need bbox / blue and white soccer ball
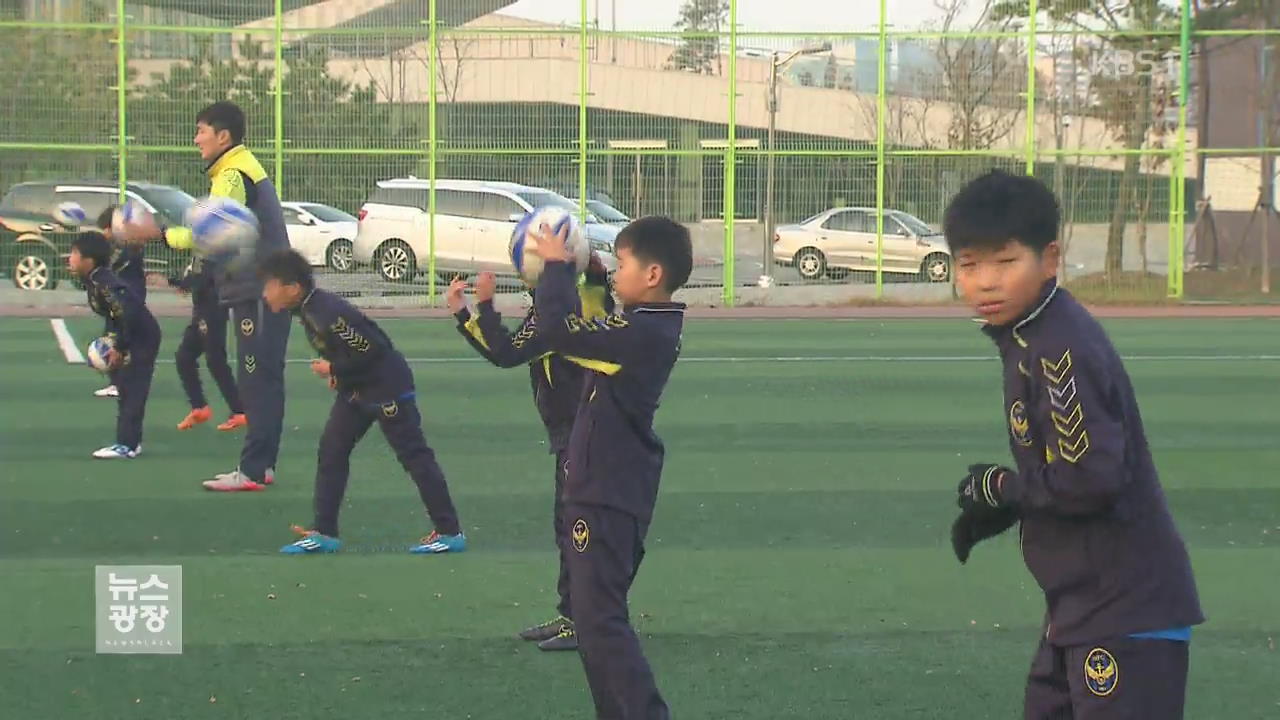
[186,196,259,256]
[52,201,87,228]
[111,199,158,241]
[86,335,115,373]
[509,206,589,285]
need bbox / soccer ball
[111,199,159,242]
[509,207,589,285]
[186,196,259,256]
[86,335,115,373]
[52,201,87,228]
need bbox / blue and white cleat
[280,525,341,554]
[410,531,467,554]
[93,443,140,459]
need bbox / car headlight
[589,239,613,254]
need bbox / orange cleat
[177,406,213,431]
[216,413,248,432]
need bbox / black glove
[950,506,1018,564]
[957,463,1012,512]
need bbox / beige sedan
[773,207,952,282]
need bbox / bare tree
[933,0,1027,153]
[359,35,474,106]
[852,69,940,205]
[996,0,1178,279]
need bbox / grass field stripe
[49,318,85,364]
[143,353,1280,366]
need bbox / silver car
[774,207,952,282]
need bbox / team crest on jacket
[198,319,209,335]
[381,402,398,418]
[1008,399,1033,446]
[571,518,589,553]
[1083,647,1118,697]
[240,317,255,336]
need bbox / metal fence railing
[1,0,1277,305]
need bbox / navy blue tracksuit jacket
[985,279,1203,647]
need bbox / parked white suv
[353,178,618,283]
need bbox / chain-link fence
[0,0,1276,305]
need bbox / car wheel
[794,247,827,281]
[326,239,354,273]
[13,250,57,291]
[377,241,417,283]
[921,253,952,283]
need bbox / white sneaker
[202,470,267,492]
[93,443,140,459]
[212,467,274,484]
[94,385,119,398]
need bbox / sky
[502,0,987,34]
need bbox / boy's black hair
[71,231,112,269]
[196,101,246,145]
[943,169,1060,254]
[259,249,314,289]
[96,205,117,231]
[616,216,693,294]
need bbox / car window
[300,204,356,223]
[887,217,912,236]
[586,200,628,223]
[436,190,484,219]
[281,206,302,224]
[823,211,869,233]
[370,186,422,210]
[138,186,196,225]
[481,193,526,222]
[518,191,601,223]
[1,184,57,214]
[56,190,114,222]
[893,212,935,236]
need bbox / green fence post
[875,0,886,299]
[579,0,589,220]
[1171,0,1191,299]
[1025,0,1038,175]
[427,0,438,305]
[274,0,284,196]
[723,0,737,307]
[115,0,127,200]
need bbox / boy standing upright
[529,217,691,719]
[448,260,614,651]
[170,250,247,433]
[90,205,147,400]
[69,231,161,460]
[945,170,1203,719]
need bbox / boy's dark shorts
[1024,634,1189,719]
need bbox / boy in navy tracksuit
[528,216,692,720]
[169,254,246,433]
[91,206,147,400]
[258,250,465,555]
[447,260,614,652]
[69,231,161,460]
[945,170,1203,719]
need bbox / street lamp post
[762,42,831,288]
